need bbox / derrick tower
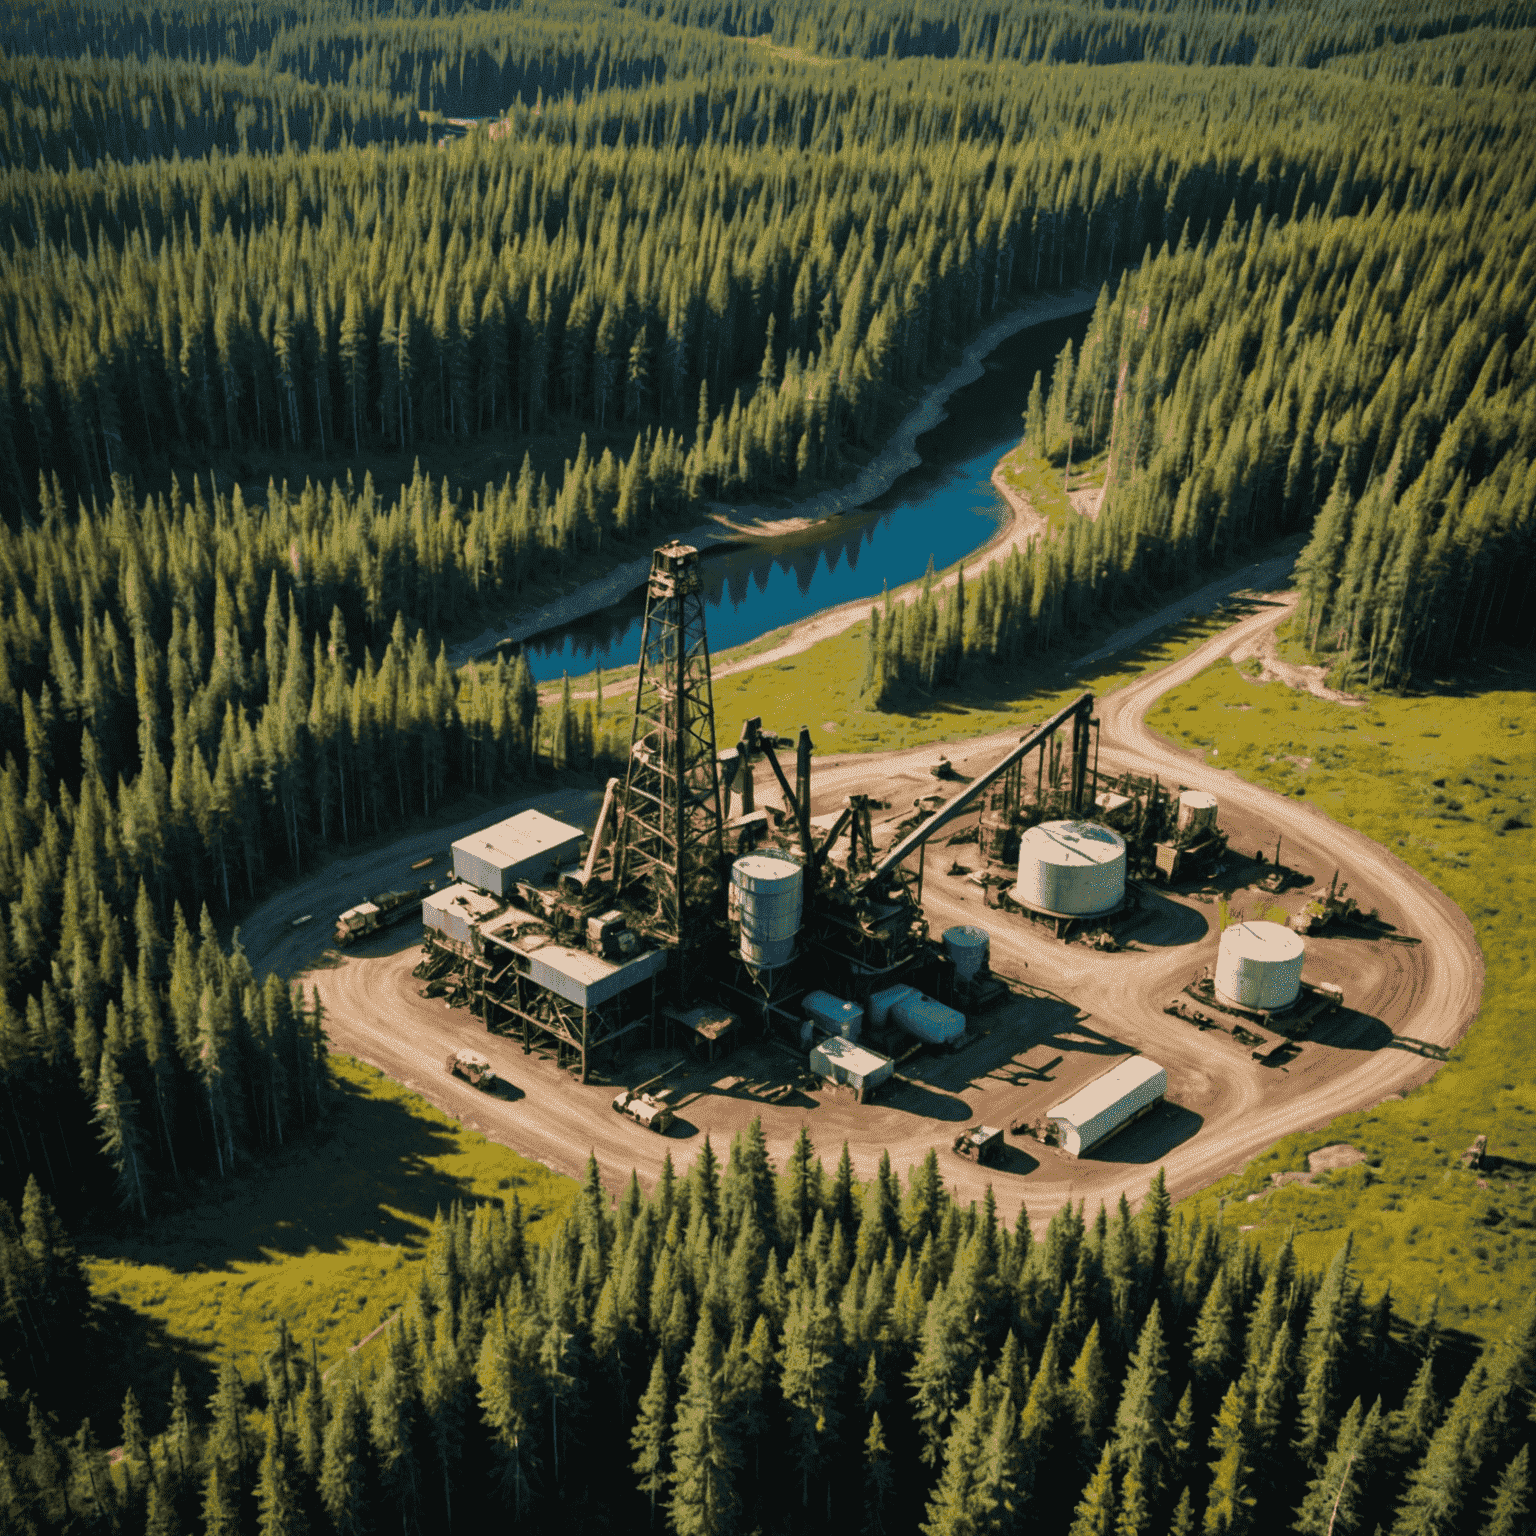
[611,542,726,995]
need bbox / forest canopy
[0,1,1534,1528]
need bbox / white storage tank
[1013,820,1126,916]
[1048,1055,1168,1157]
[867,983,920,1029]
[943,926,990,986]
[1215,921,1305,1011]
[891,993,966,1048]
[1177,790,1219,835]
[732,853,803,968]
[803,991,864,1041]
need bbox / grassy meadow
[1146,648,1535,1336]
[82,1057,576,1427]
[994,444,1107,533]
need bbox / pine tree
[256,1421,304,1536]
[1111,1302,1172,1491]
[1295,1398,1384,1536]
[632,1350,670,1525]
[1202,1380,1256,1536]
[669,1315,738,1536]
[1068,1444,1117,1536]
[862,1412,893,1536]
[319,1382,370,1536]
[1483,1444,1530,1536]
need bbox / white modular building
[422,883,504,950]
[1048,1056,1168,1156]
[809,1035,894,1095]
[452,810,585,897]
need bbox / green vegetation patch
[82,1058,576,1416]
[994,447,1081,534]
[1148,652,1536,1336]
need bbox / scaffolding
[611,542,726,999]
[479,952,661,1083]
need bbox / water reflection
[521,307,1092,681]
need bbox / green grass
[1146,651,1536,1337]
[994,446,1079,532]
[82,1057,576,1425]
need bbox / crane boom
[868,693,1095,883]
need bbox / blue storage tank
[803,990,864,1041]
[868,984,920,1029]
[891,993,966,1047]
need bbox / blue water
[521,307,1091,681]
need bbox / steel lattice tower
[611,543,726,997]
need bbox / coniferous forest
[5,1131,1536,1536]
[2,0,1536,1530]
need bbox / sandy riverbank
[446,285,1100,667]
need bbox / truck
[1292,869,1360,935]
[446,1050,497,1090]
[335,878,438,946]
[613,1064,684,1133]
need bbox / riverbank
[447,284,1101,667]
[541,446,1056,701]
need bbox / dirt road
[250,564,1483,1227]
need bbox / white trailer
[1047,1056,1167,1156]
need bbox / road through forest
[246,560,1484,1227]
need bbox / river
[519,307,1093,682]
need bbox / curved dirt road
[258,575,1484,1227]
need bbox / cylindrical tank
[1215,920,1304,1010]
[804,990,864,1041]
[891,993,967,1047]
[943,926,990,985]
[1013,820,1126,916]
[732,853,803,968]
[867,984,919,1030]
[1178,790,1219,835]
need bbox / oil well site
[298,541,1460,1208]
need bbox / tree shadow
[90,1071,489,1277]
[87,1298,222,1436]
[1080,1103,1203,1164]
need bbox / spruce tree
[319,1382,370,1536]
[1483,1444,1530,1536]
[861,1412,893,1536]
[669,1315,738,1536]
[1202,1380,1255,1536]
[1111,1302,1172,1492]
[632,1351,670,1525]
[1068,1443,1117,1536]
[256,1421,304,1536]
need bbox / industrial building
[1048,1056,1168,1156]
[809,1036,894,1099]
[403,539,1204,1115]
